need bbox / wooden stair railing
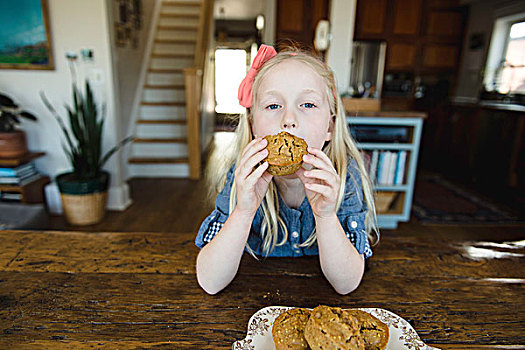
[183,0,213,180]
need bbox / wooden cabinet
[275,0,330,49]
[428,103,525,208]
[386,43,416,70]
[355,0,466,73]
[422,45,459,69]
[426,11,463,38]
[355,0,387,38]
[391,0,422,36]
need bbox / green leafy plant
[40,80,131,180]
[0,93,37,132]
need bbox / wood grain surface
[0,229,523,349]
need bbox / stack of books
[362,150,408,186]
[0,162,42,187]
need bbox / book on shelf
[394,151,407,185]
[368,150,409,186]
[377,151,391,185]
[387,151,398,185]
[0,162,36,177]
[0,173,42,186]
[0,191,22,200]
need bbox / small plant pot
[56,171,109,226]
[0,130,28,158]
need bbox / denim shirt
[195,160,372,258]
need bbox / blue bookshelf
[347,116,424,229]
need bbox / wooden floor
[48,177,213,234]
[46,131,524,239]
[46,176,525,243]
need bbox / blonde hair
[206,48,379,256]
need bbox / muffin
[272,308,311,350]
[304,305,365,350]
[345,310,389,350]
[264,131,308,176]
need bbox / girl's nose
[281,110,298,130]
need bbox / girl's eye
[302,102,317,108]
[266,104,280,110]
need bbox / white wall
[326,0,357,95]
[0,0,130,212]
[263,0,276,45]
[114,0,156,137]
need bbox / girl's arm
[315,215,364,295]
[297,148,365,295]
[196,137,273,294]
[196,208,256,294]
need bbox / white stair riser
[163,0,202,3]
[156,29,197,41]
[143,89,185,102]
[140,105,186,119]
[161,6,200,16]
[136,124,187,138]
[147,72,185,85]
[129,163,190,178]
[159,17,199,27]
[153,43,196,55]
[132,142,188,157]
[151,57,194,70]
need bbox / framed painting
[0,0,54,70]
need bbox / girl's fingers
[295,167,307,181]
[240,137,267,160]
[236,138,268,179]
[304,182,333,196]
[246,161,271,186]
[303,169,338,187]
[303,147,337,174]
[237,148,268,180]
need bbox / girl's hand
[297,147,340,219]
[234,137,273,217]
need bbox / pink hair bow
[238,45,277,108]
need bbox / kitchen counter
[346,109,428,118]
[452,97,525,113]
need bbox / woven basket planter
[56,171,109,226]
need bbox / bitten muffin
[272,308,312,350]
[305,305,365,350]
[264,131,308,176]
[344,310,389,350]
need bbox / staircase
[128,0,210,179]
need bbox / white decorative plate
[232,306,440,350]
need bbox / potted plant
[0,93,38,158]
[41,80,131,225]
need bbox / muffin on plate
[264,131,308,176]
[344,310,389,350]
[272,308,311,350]
[304,305,364,350]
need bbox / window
[484,14,525,96]
[214,43,258,114]
[214,48,247,114]
[499,21,525,94]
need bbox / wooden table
[0,229,523,349]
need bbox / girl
[195,45,378,295]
